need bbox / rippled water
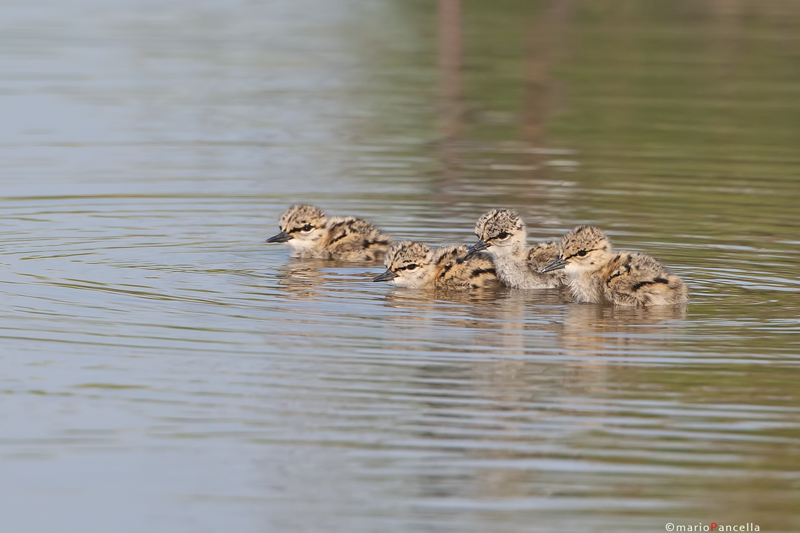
[2,1,800,531]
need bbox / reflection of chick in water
[274,258,373,300]
[377,285,504,339]
[560,303,688,356]
[383,288,575,415]
[396,295,586,506]
[380,288,567,358]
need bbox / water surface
[1,1,799,531]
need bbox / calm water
[2,0,800,531]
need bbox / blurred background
[1,0,799,532]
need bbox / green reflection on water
[379,1,800,528]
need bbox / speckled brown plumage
[544,225,688,306]
[267,205,391,261]
[470,209,566,289]
[374,240,498,290]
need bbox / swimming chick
[266,205,391,261]
[541,225,688,306]
[467,209,566,289]
[373,240,498,290]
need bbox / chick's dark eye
[497,232,510,240]
[577,250,587,257]
[405,264,418,271]
[301,224,313,232]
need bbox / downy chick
[373,240,497,290]
[267,205,391,261]
[467,209,566,289]
[541,225,688,306]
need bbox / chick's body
[374,241,497,290]
[469,209,566,289]
[267,205,391,261]
[543,226,688,306]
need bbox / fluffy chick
[541,225,688,306]
[267,205,391,261]
[373,240,497,290]
[468,209,566,289]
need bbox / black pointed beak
[466,240,490,257]
[372,270,398,282]
[541,258,568,273]
[266,231,293,243]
